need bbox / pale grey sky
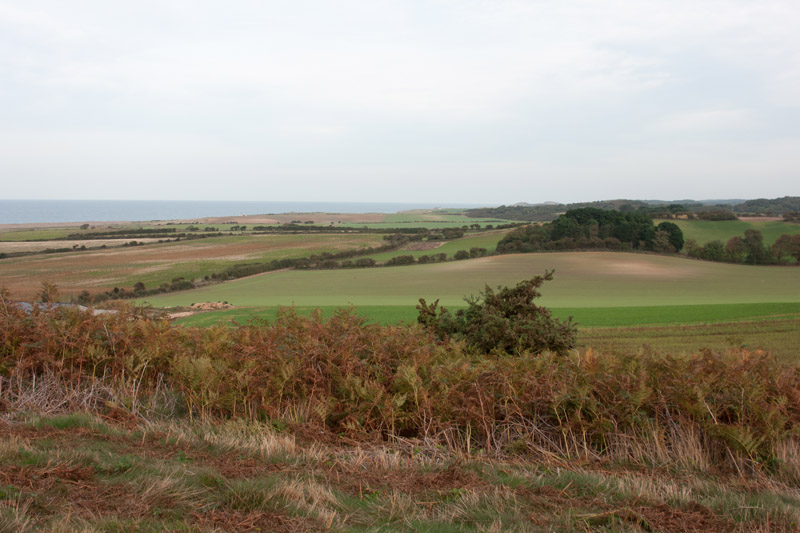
[1,0,799,204]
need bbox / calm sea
[0,200,482,225]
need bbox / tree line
[685,231,800,265]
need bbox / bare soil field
[0,238,163,253]
[0,234,383,300]
[738,216,784,222]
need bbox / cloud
[1,0,799,201]
[649,109,759,134]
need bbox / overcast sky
[1,0,799,204]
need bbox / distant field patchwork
[366,230,509,262]
[0,233,385,300]
[659,219,800,246]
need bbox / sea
[0,200,483,225]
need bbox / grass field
[0,233,385,300]
[142,252,800,309]
[0,227,81,241]
[658,219,800,246]
[339,212,513,229]
[174,302,800,328]
[366,230,509,262]
[581,318,800,363]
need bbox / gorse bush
[417,271,576,355]
[1,298,799,475]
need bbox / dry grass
[2,306,800,530]
[1,412,799,531]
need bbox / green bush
[417,271,576,355]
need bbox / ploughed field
[0,233,385,300]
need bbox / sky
[1,0,799,205]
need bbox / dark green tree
[655,221,684,251]
[743,229,769,264]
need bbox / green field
[659,219,800,246]
[366,230,509,262]
[141,251,800,309]
[174,301,800,328]
[337,212,513,229]
[0,227,79,241]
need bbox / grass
[175,305,417,327]
[339,213,515,229]
[0,228,79,241]
[2,412,798,531]
[580,318,800,363]
[659,219,800,246]
[175,302,800,328]
[555,301,800,327]
[366,231,509,262]
[141,252,800,309]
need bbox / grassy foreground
[3,412,799,532]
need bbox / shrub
[354,258,377,268]
[417,271,576,355]
[469,247,487,258]
[386,255,415,266]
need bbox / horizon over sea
[0,200,485,225]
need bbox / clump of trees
[695,209,738,221]
[496,208,684,255]
[734,196,800,216]
[417,271,576,355]
[771,234,800,263]
[685,231,800,265]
